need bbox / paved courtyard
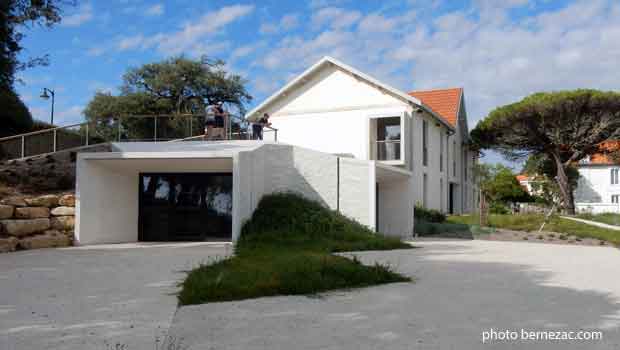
[0,242,232,350]
[167,240,620,349]
[1,240,619,349]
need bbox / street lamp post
[40,88,55,125]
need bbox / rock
[0,236,19,253]
[0,218,50,237]
[51,216,74,231]
[0,205,14,219]
[58,194,76,207]
[15,207,50,219]
[19,231,71,249]
[25,195,59,208]
[1,196,27,207]
[50,206,75,216]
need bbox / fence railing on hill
[0,113,277,160]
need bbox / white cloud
[231,44,258,59]
[117,34,148,51]
[311,7,361,29]
[357,11,415,33]
[87,46,105,56]
[145,4,164,17]
[260,13,300,35]
[157,4,254,54]
[113,4,254,55]
[255,0,620,132]
[56,106,85,125]
[61,4,93,27]
[88,82,114,94]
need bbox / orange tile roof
[408,88,463,127]
[516,174,529,182]
[586,141,620,165]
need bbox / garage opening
[138,173,232,241]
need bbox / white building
[75,57,477,245]
[246,57,477,216]
[574,146,620,213]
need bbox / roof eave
[245,56,455,131]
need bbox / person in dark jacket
[209,102,227,140]
[252,113,270,140]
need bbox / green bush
[414,205,446,223]
[489,202,509,214]
[178,193,412,305]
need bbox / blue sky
[14,0,620,165]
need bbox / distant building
[574,141,620,213]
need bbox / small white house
[75,57,477,245]
[574,146,620,213]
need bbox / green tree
[0,88,32,137]
[476,164,530,213]
[83,56,251,140]
[1,0,72,89]
[521,154,580,205]
[471,90,620,214]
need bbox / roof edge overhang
[245,56,455,131]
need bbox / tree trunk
[550,152,575,215]
[479,190,488,227]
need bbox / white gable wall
[262,65,409,161]
[269,65,407,115]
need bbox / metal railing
[376,140,401,161]
[0,113,278,160]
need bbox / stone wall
[0,193,75,253]
[0,143,112,193]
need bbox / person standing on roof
[210,101,228,140]
[252,113,271,140]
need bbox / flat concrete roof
[79,141,267,160]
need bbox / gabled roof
[245,56,454,131]
[580,141,620,165]
[408,88,463,127]
[516,174,529,182]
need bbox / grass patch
[415,219,494,237]
[178,193,412,305]
[576,213,620,227]
[447,214,620,246]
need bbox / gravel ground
[0,242,232,350]
[167,240,620,350]
[477,228,612,246]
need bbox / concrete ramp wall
[233,144,376,241]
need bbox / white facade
[574,164,620,213]
[248,56,477,215]
[75,56,476,245]
[76,141,411,245]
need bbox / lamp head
[40,89,50,100]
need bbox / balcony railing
[376,140,401,161]
[0,113,277,160]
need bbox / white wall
[339,158,375,231]
[377,177,414,237]
[76,159,137,245]
[234,144,381,236]
[260,64,408,160]
[269,65,407,114]
[575,165,620,211]
[76,156,234,245]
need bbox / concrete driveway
[0,242,232,350]
[167,240,620,350]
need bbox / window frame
[368,112,406,166]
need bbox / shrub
[178,193,413,305]
[489,202,509,214]
[414,205,446,223]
